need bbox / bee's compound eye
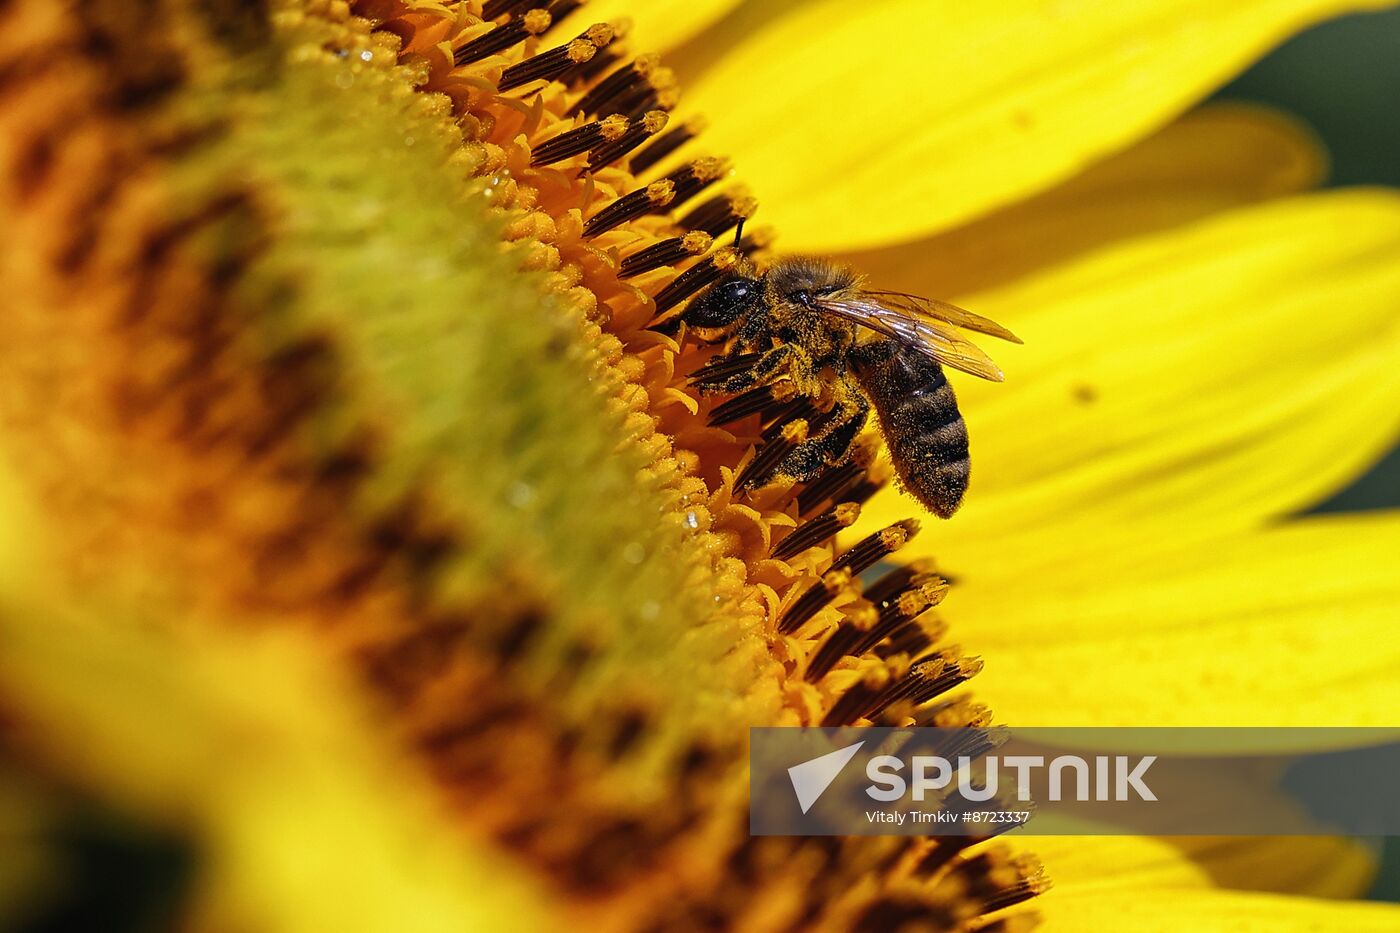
[685,277,759,328]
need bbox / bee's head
[682,274,764,331]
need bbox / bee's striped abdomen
[850,339,970,519]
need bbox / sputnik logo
[787,741,865,814]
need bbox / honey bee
[678,255,1018,518]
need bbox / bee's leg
[692,344,795,394]
[775,377,870,480]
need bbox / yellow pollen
[646,179,676,207]
[523,10,551,33]
[897,589,929,617]
[598,113,630,140]
[690,156,730,181]
[566,39,598,64]
[821,567,854,594]
[780,418,809,443]
[711,246,745,272]
[959,655,987,677]
[879,526,909,550]
[584,23,615,46]
[834,502,861,526]
[921,579,950,604]
[680,230,712,253]
[641,109,669,134]
[730,194,759,219]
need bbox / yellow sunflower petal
[574,0,743,52]
[1028,756,1376,898]
[950,511,1400,739]
[1031,834,1375,899]
[837,103,1326,300]
[1044,887,1400,932]
[859,190,1400,582]
[680,0,1390,251]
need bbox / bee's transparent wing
[818,297,1008,382]
[864,290,1023,344]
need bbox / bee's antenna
[733,218,746,248]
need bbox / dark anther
[532,112,635,167]
[629,115,706,174]
[586,109,668,171]
[618,233,712,278]
[771,501,860,561]
[651,246,743,315]
[830,520,919,577]
[454,13,549,67]
[498,25,613,92]
[582,179,675,238]
[778,567,856,635]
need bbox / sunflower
[0,1,1397,931]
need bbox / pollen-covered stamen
[795,439,880,515]
[736,417,808,492]
[498,25,613,92]
[863,571,948,645]
[655,157,730,212]
[529,112,629,166]
[707,387,775,425]
[821,664,893,726]
[618,231,712,278]
[863,561,928,606]
[871,585,948,646]
[796,461,863,515]
[629,69,681,119]
[574,54,659,116]
[679,187,758,237]
[759,394,820,438]
[830,519,919,577]
[734,397,826,491]
[877,618,942,660]
[652,245,745,315]
[582,177,674,237]
[707,383,799,426]
[890,654,984,707]
[571,20,631,84]
[690,351,763,386]
[540,0,587,30]
[953,850,1051,914]
[630,115,707,174]
[453,10,552,67]
[587,109,669,171]
[935,721,1009,762]
[779,566,858,634]
[771,501,860,561]
[822,652,983,726]
[924,698,996,730]
[802,609,873,682]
